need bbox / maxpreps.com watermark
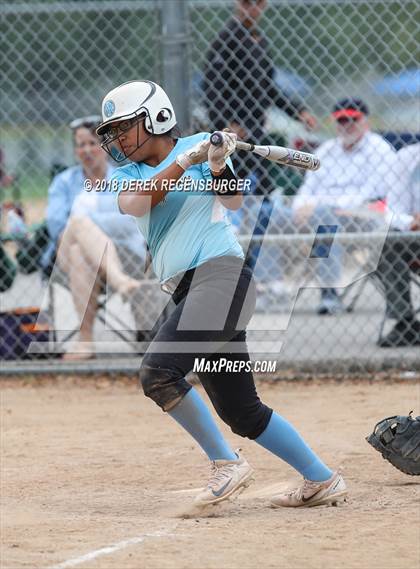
[193,358,277,374]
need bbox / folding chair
[338,250,375,314]
[43,247,171,355]
[44,266,134,348]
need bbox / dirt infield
[1,375,419,569]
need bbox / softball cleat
[194,451,254,507]
[271,471,347,508]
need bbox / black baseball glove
[366,412,420,475]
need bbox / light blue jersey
[111,132,244,282]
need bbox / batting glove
[176,139,211,171]
[208,131,237,173]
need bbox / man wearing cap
[293,98,397,315]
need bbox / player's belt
[160,279,178,295]
[160,270,186,295]
[160,256,245,295]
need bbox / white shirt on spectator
[293,131,397,211]
[386,143,420,231]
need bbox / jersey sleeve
[110,167,140,214]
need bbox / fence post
[160,0,191,133]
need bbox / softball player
[96,80,347,508]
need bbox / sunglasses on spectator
[69,115,102,130]
[336,116,363,125]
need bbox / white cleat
[271,471,347,508]
[194,451,254,507]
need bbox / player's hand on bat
[208,131,237,174]
[176,139,211,171]
[298,110,317,131]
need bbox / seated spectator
[44,116,145,360]
[377,143,420,347]
[293,98,396,314]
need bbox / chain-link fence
[1,0,419,371]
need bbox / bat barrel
[288,151,320,171]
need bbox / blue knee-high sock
[168,388,236,461]
[256,412,333,481]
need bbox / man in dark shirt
[203,0,316,195]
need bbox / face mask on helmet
[100,114,148,162]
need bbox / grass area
[15,174,49,202]
[1,174,49,226]
[2,125,72,205]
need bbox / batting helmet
[96,80,177,137]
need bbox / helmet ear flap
[157,108,172,123]
[144,109,173,134]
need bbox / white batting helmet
[96,80,177,136]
